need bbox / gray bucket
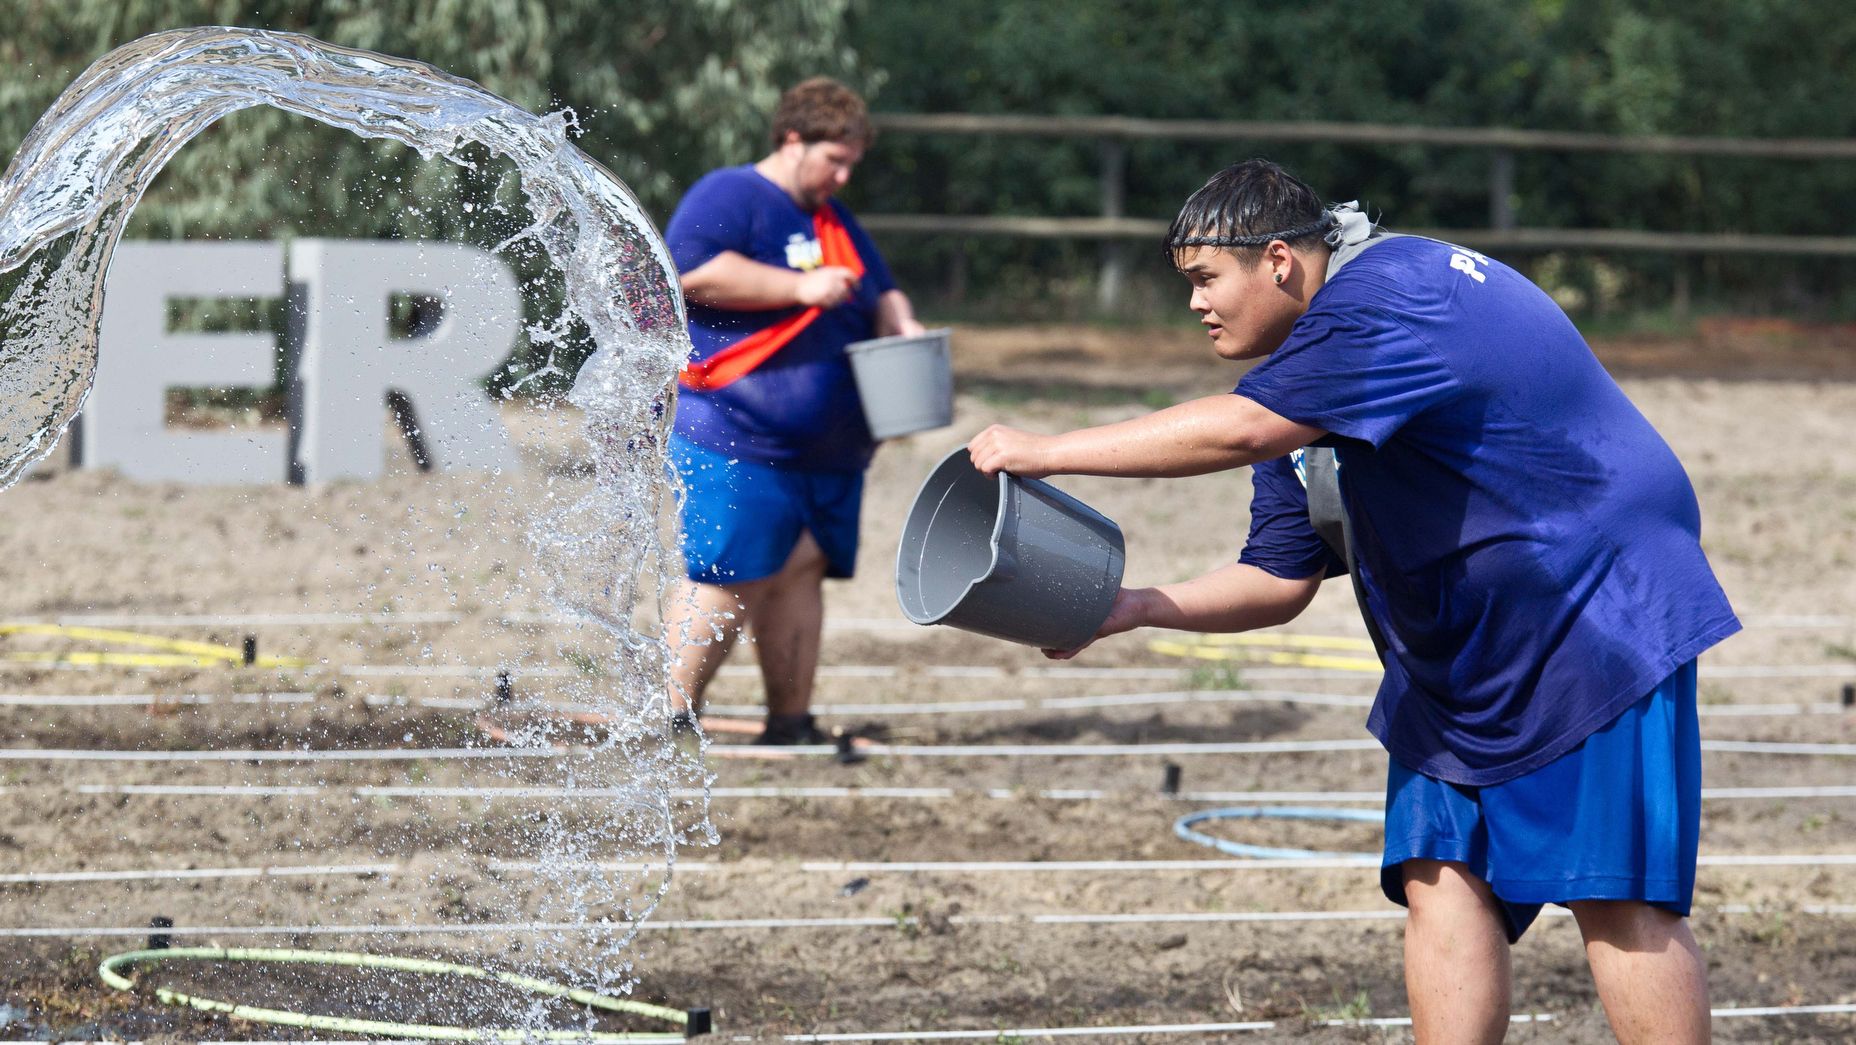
[844,328,953,440]
[895,446,1126,650]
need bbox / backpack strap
[1301,447,1390,659]
[1300,204,1396,660]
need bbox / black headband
[1166,212,1337,250]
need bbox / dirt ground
[1,322,1854,1042]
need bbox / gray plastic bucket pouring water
[895,446,1126,650]
[845,328,953,440]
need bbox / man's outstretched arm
[1048,562,1323,659]
[968,394,1324,480]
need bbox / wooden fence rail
[864,113,1856,309]
[873,113,1856,160]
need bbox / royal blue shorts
[670,434,863,584]
[1380,661,1701,942]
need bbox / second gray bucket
[845,328,953,440]
[896,446,1126,650]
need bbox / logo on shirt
[785,233,823,271]
[1447,246,1490,284]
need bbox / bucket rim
[844,326,952,355]
[895,444,1009,627]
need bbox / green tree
[0,0,869,234]
[0,0,869,383]
[849,0,1856,318]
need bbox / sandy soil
[1,323,1853,1042]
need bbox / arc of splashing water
[0,25,689,489]
[0,24,705,1003]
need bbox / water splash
[0,25,707,1031]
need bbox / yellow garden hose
[1147,632,1381,673]
[0,623,304,669]
[98,946,693,1041]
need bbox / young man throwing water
[663,78,924,745]
[968,160,1738,1042]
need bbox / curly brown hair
[770,77,874,149]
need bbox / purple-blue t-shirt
[1235,236,1740,786]
[664,165,898,472]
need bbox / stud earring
[1273,273,1284,285]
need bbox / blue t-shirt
[664,165,898,472]
[1235,236,1740,787]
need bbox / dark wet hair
[1165,159,1331,265]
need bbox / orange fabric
[678,207,867,392]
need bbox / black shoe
[669,711,699,737]
[752,713,830,746]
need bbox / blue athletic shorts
[1380,660,1701,942]
[669,434,863,584]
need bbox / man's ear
[1265,240,1295,285]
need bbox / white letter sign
[289,240,521,482]
[81,242,287,483]
[78,240,524,484]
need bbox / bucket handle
[986,476,1018,581]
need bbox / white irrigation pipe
[702,688,1378,716]
[341,665,1197,681]
[0,864,401,884]
[342,665,582,679]
[100,1001,1856,1042]
[1703,740,1856,755]
[776,1021,1281,1040]
[0,749,567,764]
[8,611,922,630]
[38,782,1390,802]
[4,736,1856,762]
[0,913,1399,938]
[0,687,1383,713]
[8,901,1856,940]
[529,854,1856,874]
[0,660,1330,681]
[151,1002,1856,1040]
[25,782,1856,809]
[773,1004,1856,1040]
[10,854,1856,888]
[892,740,1379,756]
[13,610,1851,630]
[19,611,471,627]
[1697,702,1853,717]
[1707,665,1856,679]
[381,662,1856,682]
[1700,785,1856,799]
[2,654,1846,684]
[1311,1004,1856,1030]
[3,686,1845,718]
[1712,1004,1856,1018]
[0,691,317,706]
[1739,614,1856,628]
[534,691,1850,718]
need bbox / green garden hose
[98,946,691,1041]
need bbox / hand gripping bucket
[895,446,1125,650]
[844,328,954,440]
